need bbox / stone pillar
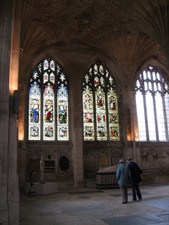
[8,0,22,224]
[0,1,14,224]
[127,90,139,160]
[0,0,21,224]
[8,113,19,225]
[70,73,84,188]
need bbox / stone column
[0,0,21,224]
[127,90,139,160]
[0,1,14,224]
[69,71,84,188]
[8,0,22,224]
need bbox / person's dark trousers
[120,185,128,203]
[131,181,142,200]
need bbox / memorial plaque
[99,156,108,168]
[44,160,55,173]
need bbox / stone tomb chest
[96,165,118,189]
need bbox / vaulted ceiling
[20,0,169,78]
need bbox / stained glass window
[83,61,120,141]
[135,65,169,141]
[28,58,69,141]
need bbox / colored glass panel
[43,84,55,140]
[57,83,69,140]
[29,83,41,140]
[94,77,99,87]
[83,83,94,140]
[50,72,55,83]
[29,77,41,140]
[43,59,49,70]
[95,87,107,140]
[43,72,48,83]
[50,60,55,71]
[83,69,94,141]
[107,88,120,141]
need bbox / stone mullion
[142,90,149,141]
[162,94,169,141]
[152,92,159,141]
[127,89,142,161]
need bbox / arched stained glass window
[83,61,120,141]
[28,58,69,141]
[135,65,169,141]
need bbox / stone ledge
[25,182,57,195]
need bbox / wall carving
[84,144,123,178]
[25,143,72,182]
[140,146,169,170]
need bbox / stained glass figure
[94,77,99,87]
[100,77,105,86]
[43,59,49,70]
[43,72,48,83]
[50,72,55,83]
[99,64,104,75]
[135,66,169,141]
[84,125,94,138]
[50,60,55,71]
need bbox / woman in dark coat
[127,157,143,201]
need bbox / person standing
[127,157,143,201]
[116,159,129,204]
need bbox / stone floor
[20,184,169,225]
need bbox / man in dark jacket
[127,157,142,201]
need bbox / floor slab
[20,185,169,225]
